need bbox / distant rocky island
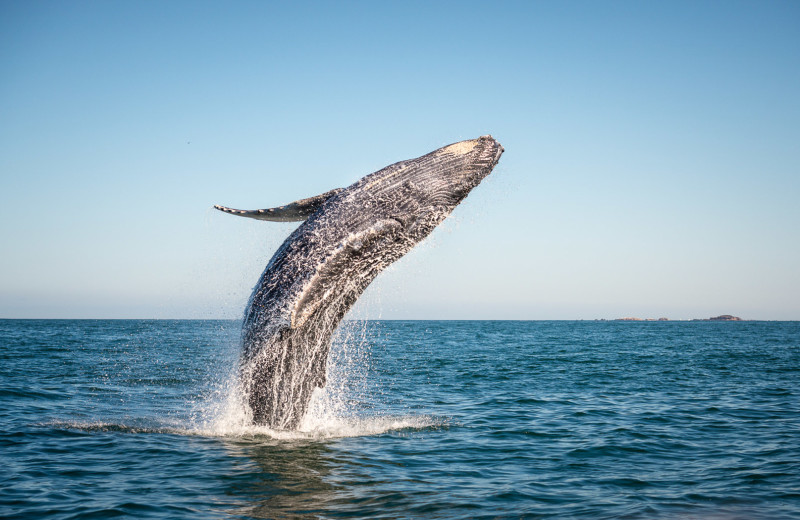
[609,315,743,322]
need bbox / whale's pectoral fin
[214,188,343,222]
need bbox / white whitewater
[193,320,440,440]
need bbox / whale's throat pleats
[290,218,405,329]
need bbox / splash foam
[188,320,440,440]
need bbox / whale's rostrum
[216,135,503,429]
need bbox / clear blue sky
[1,1,798,320]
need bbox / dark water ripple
[1,319,799,519]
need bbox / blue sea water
[1,320,798,519]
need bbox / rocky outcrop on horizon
[613,315,744,322]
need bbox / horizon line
[1,317,797,322]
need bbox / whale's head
[428,135,505,200]
[342,135,504,239]
[369,135,502,201]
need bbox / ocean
[1,319,798,519]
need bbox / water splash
[187,320,442,440]
[48,414,445,441]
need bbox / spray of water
[188,319,440,440]
[43,319,443,439]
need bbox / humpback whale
[215,135,503,429]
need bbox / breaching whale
[215,135,503,429]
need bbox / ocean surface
[1,319,798,519]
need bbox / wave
[45,413,444,441]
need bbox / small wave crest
[46,420,187,436]
[46,413,443,441]
[195,413,443,440]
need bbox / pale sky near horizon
[1,1,798,320]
